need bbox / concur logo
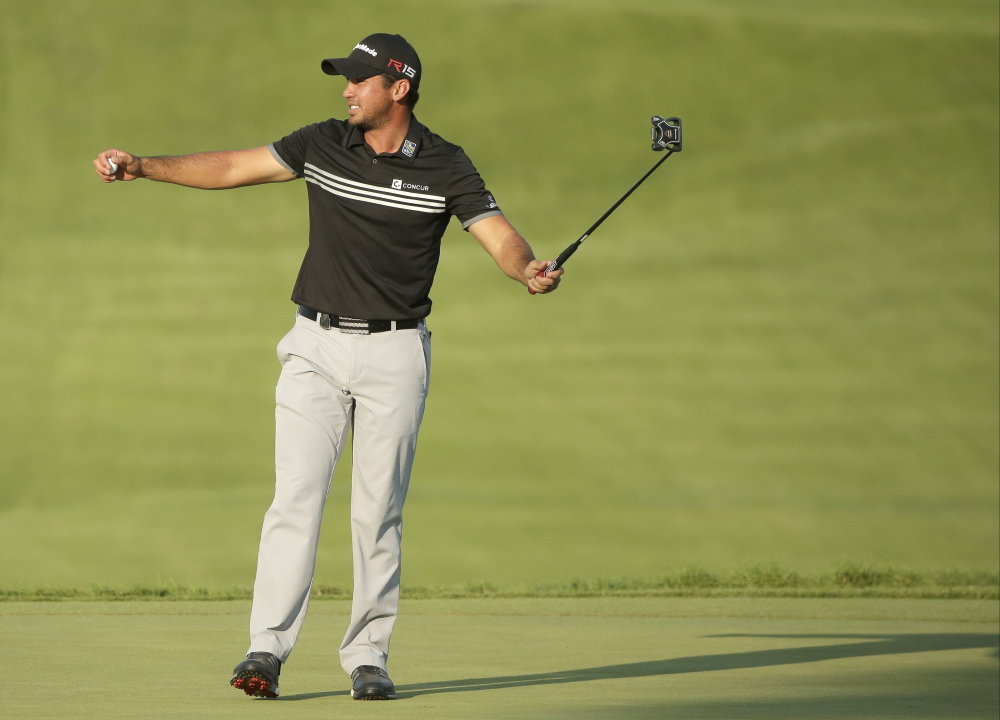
[392,179,430,192]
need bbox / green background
[1,0,997,589]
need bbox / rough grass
[4,564,997,602]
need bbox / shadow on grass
[278,632,998,701]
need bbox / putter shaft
[544,147,675,274]
[529,115,681,295]
[529,146,676,294]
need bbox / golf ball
[108,157,119,174]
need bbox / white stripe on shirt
[304,163,447,213]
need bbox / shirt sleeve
[269,123,320,178]
[446,148,504,230]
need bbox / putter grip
[527,241,581,295]
[527,260,560,295]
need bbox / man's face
[344,76,395,132]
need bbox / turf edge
[4,564,997,602]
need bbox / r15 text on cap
[388,59,416,78]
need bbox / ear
[393,78,411,102]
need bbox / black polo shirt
[269,115,502,320]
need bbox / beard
[349,96,394,133]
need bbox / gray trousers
[247,312,431,674]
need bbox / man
[93,33,562,701]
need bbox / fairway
[2,0,997,591]
[2,597,997,719]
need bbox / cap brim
[321,57,380,78]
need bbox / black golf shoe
[351,665,396,700]
[230,651,281,698]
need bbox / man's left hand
[525,260,563,295]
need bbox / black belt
[297,305,420,334]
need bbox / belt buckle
[319,313,332,330]
[338,317,370,335]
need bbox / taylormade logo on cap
[322,33,422,91]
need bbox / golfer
[93,32,562,700]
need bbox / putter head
[651,116,682,152]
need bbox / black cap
[321,33,421,91]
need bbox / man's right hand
[94,149,141,183]
[91,146,294,188]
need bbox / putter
[529,115,682,294]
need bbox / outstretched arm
[468,214,563,295]
[93,146,295,188]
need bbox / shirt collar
[344,114,423,164]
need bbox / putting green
[3,597,997,719]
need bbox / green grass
[1,0,998,589]
[2,597,997,719]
